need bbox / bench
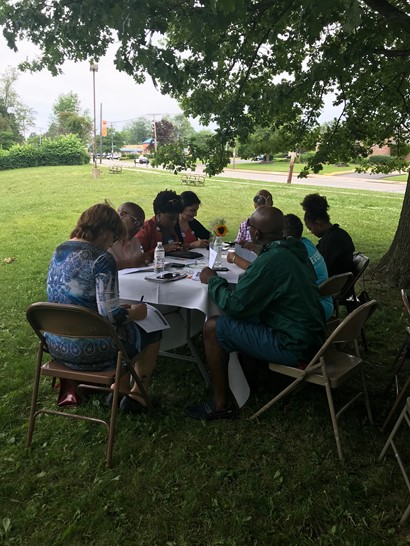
[181,174,205,186]
[108,166,123,174]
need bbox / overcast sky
[1,35,340,136]
[0,36,184,134]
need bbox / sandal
[185,399,238,421]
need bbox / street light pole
[89,63,100,177]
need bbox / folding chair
[378,397,410,525]
[319,272,353,322]
[250,300,377,461]
[26,302,152,467]
[338,252,370,313]
[319,272,353,300]
[381,289,410,432]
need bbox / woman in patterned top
[235,189,273,243]
[46,202,161,413]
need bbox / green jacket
[208,238,325,360]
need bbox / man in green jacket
[186,206,325,420]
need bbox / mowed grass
[0,164,409,545]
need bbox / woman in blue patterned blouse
[46,202,161,413]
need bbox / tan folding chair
[378,397,410,525]
[381,289,410,432]
[319,272,353,323]
[26,302,152,467]
[319,272,353,300]
[250,300,377,461]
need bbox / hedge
[0,135,90,171]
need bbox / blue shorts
[215,316,298,366]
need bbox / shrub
[0,135,89,171]
[368,154,398,166]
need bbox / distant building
[120,140,154,156]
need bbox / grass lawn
[383,174,409,182]
[1,164,409,545]
[229,161,357,175]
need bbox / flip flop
[185,399,238,421]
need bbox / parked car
[138,156,149,165]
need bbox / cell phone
[213,267,229,272]
[168,262,186,268]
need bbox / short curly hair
[153,190,184,215]
[300,193,330,223]
[70,202,126,242]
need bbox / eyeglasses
[119,209,144,227]
[246,217,268,235]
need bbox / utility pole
[152,120,157,152]
[99,102,103,164]
[89,63,100,178]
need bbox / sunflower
[214,223,229,237]
[210,219,229,238]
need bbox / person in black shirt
[301,193,355,276]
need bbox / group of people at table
[46,187,355,420]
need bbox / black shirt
[317,224,355,276]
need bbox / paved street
[99,159,407,194]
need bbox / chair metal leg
[360,369,374,425]
[106,355,123,467]
[26,347,43,448]
[381,374,410,433]
[249,373,307,420]
[323,371,344,461]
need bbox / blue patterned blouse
[46,240,141,370]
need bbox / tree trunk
[374,171,410,287]
[287,152,296,184]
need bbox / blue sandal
[185,399,238,421]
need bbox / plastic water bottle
[154,242,165,273]
[213,236,223,268]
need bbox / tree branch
[361,0,410,34]
[374,48,410,57]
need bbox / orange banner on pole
[101,120,108,137]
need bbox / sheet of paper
[208,246,217,268]
[134,303,170,332]
[234,243,257,263]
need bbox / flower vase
[213,236,223,268]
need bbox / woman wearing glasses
[108,202,151,269]
[175,191,210,249]
[46,202,161,413]
[136,189,184,257]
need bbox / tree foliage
[47,92,92,144]
[1,0,408,173]
[0,67,35,147]
[122,118,151,144]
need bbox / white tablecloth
[118,249,244,318]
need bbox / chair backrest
[401,289,410,317]
[339,252,369,301]
[319,272,353,298]
[307,300,377,368]
[26,302,123,349]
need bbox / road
[98,159,407,194]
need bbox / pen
[140,295,144,302]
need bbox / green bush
[0,134,89,171]
[299,151,316,162]
[368,154,398,166]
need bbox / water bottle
[213,236,223,268]
[154,241,165,273]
